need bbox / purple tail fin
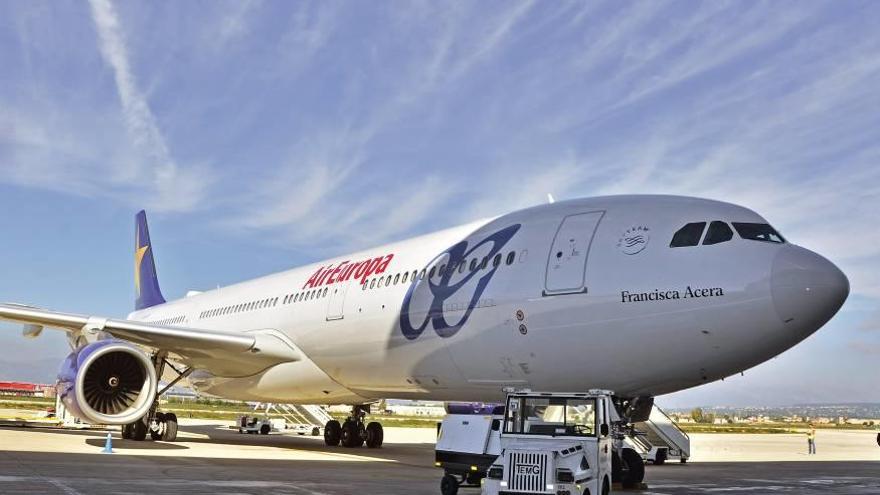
[135,211,166,310]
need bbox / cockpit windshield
[504,396,596,437]
[732,222,785,244]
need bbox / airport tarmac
[0,420,877,494]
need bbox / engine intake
[57,340,157,425]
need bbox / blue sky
[0,1,878,407]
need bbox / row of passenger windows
[153,316,185,326]
[362,250,518,291]
[670,221,785,248]
[199,250,522,316]
[199,296,280,319]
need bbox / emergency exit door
[544,211,604,295]
[325,281,350,321]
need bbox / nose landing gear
[324,405,384,448]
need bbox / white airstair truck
[480,389,642,495]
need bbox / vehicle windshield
[504,396,596,437]
[731,222,785,243]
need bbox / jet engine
[57,340,157,425]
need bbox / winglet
[135,211,166,310]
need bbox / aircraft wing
[0,303,300,377]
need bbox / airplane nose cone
[771,245,849,332]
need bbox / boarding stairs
[253,403,333,435]
[633,404,690,462]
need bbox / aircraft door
[326,281,350,321]
[544,211,604,295]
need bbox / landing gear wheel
[121,423,133,439]
[324,420,341,446]
[341,420,364,448]
[680,457,689,464]
[311,426,320,436]
[162,413,178,441]
[440,474,459,495]
[365,421,383,448]
[260,423,271,435]
[131,420,147,441]
[621,448,645,488]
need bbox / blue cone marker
[102,432,113,454]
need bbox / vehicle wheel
[440,474,459,495]
[611,451,622,483]
[311,426,320,436]
[654,448,667,465]
[876,433,879,447]
[131,420,147,441]
[341,420,363,448]
[121,423,133,439]
[602,476,610,495]
[163,413,178,441]
[680,457,689,464]
[621,448,645,487]
[260,424,271,435]
[324,420,341,446]
[365,422,383,448]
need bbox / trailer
[435,413,503,495]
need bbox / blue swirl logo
[400,224,521,340]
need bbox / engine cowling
[57,340,157,425]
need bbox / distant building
[0,381,55,398]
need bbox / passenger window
[506,251,515,265]
[732,222,785,243]
[480,257,488,269]
[439,264,446,276]
[412,270,418,281]
[493,254,502,267]
[322,288,328,297]
[419,269,426,279]
[670,222,707,247]
[370,279,376,289]
[385,275,392,287]
[429,266,436,279]
[402,272,409,283]
[470,258,478,271]
[703,221,734,245]
[394,273,400,284]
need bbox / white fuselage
[128,195,849,404]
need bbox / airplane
[0,195,848,451]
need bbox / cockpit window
[732,222,785,243]
[703,221,734,245]
[670,222,706,247]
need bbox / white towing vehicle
[480,390,645,495]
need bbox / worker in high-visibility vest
[807,424,816,455]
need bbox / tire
[440,474,459,495]
[324,420,341,446]
[131,420,147,441]
[654,448,667,465]
[312,427,321,436]
[163,414,178,442]
[611,451,622,483]
[341,420,364,448]
[365,422,383,448]
[121,423,132,440]
[680,457,689,464]
[621,448,645,487]
[260,424,271,435]
[602,476,610,495]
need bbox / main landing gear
[324,405,384,449]
[122,352,191,442]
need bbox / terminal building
[0,381,55,398]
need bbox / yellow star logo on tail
[135,230,150,297]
